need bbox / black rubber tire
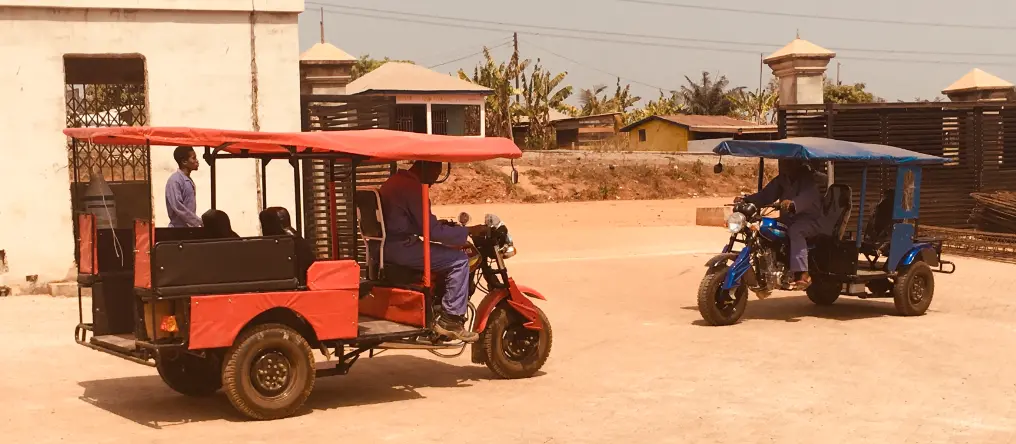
[222,323,315,421]
[806,279,840,306]
[894,262,935,316]
[481,305,552,379]
[697,265,748,326]
[156,352,222,397]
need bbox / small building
[512,109,573,148]
[346,62,490,136]
[552,112,622,149]
[621,115,777,152]
[942,68,1015,102]
[0,0,303,290]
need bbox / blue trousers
[385,240,470,316]
[786,219,820,273]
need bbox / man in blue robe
[380,161,488,342]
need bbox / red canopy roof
[63,127,522,162]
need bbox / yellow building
[621,115,777,152]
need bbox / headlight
[727,212,747,234]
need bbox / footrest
[91,334,138,354]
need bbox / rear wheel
[697,265,748,326]
[157,352,221,397]
[894,262,934,316]
[481,306,552,379]
[222,323,315,420]
[806,279,840,305]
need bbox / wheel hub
[502,326,539,360]
[910,276,927,304]
[251,351,291,397]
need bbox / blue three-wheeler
[699,137,956,326]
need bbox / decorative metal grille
[65,83,149,183]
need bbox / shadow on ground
[685,295,896,325]
[78,354,507,429]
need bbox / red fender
[472,278,545,333]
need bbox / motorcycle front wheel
[697,265,749,326]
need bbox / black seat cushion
[862,189,895,255]
[259,207,316,284]
[821,184,853,240]
[202,209,239,238]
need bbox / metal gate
[300,94,396,271]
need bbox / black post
[209,147,217,210]
[261,158,268,210]
[758,158,765,192]
[291,157,303,236]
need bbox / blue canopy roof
[713,137,949,165]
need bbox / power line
[520,38,669,91]
[428,40,513,69]
[307,1,1016,59]
[619,0,1016,31]
[315,8,1016,68]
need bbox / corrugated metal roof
[346,62,491,95]
[621,115,777,133]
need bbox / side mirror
[714,162,724,174]
[510,169,519,185]
[458,212,471,225]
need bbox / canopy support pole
[757,158,764,192]
[422,184,432,288]
[261,159,269,211]
[288,148,303,237]
[826,161,835,186]
[856,166,868,249]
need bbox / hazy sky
[298,0,1016,105]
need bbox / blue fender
[722,247,753,290]
[900,243,940,269]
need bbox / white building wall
[0,5,302,291]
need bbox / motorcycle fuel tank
[759,217,788,242]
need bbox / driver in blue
[736,159,824,290]
[380,161,488,343]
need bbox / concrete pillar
[299,42,355,95]
[426,103,433,134]
[942,68,1015,102]
[764,38,835,106]
[479,105,486,137]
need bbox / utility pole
[319,7,325,43]
[513,32,520,105]
[758,52,764,124]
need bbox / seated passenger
[379,161,488,343]
[201,209,239,238]
[259,207,316,284]
[736,159,827,290]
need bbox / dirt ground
[4,198,1016,443]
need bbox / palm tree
[728,79,779,124]
[351,55,414,80]
[678,71,743,116]
[458,46,528,138]
[519,59,573,149]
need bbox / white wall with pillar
[383,93,488,137]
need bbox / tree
[578,84,612,116]
[519,59,573,149]
[458,46,528,139]
[352,55,414,80]
[728,78,779,124]
[823,80,881,104]
[611,78,641,115]
[678,71,743,116]
[623,90,685,125]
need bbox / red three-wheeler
[67,127,552,420]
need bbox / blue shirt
[166,170,202,228]
[379,169,467,246]
[746,172,824,227]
